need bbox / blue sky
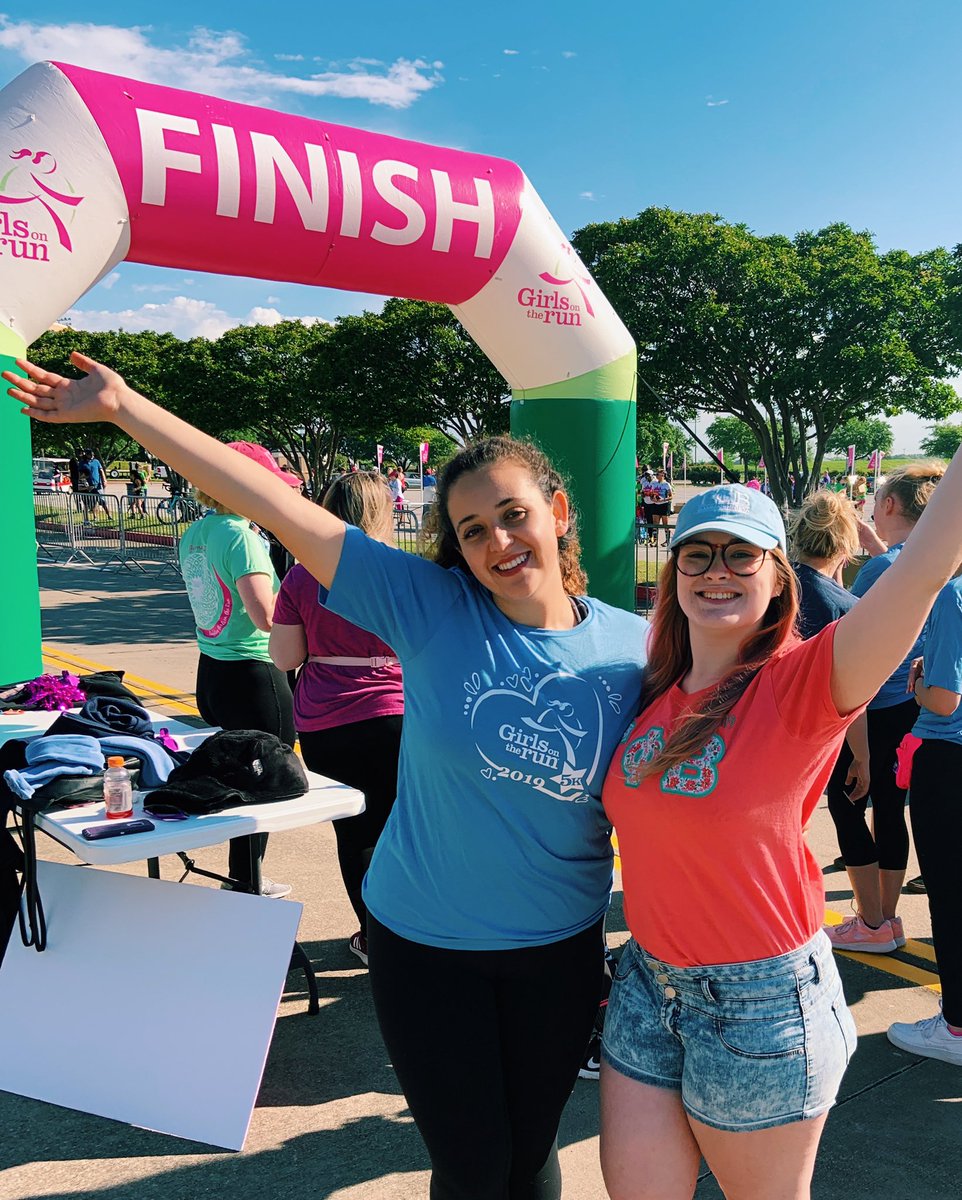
[2,2,961,450]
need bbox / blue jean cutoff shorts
[602,931,857,1132]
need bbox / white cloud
[275,53,304,62]
[0,19,443,108]
[503,49,519,55]
[66,296,331,340]
[706,96,729,107]
[562,51,577,59]
[579,191,597,201]
[245,306,328,327]
[99,272,121,290]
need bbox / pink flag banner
[757,456,765,469]
[846,445,856,473]
[420,441,430,464]
[376,444,384,467]
[867,450,877,471]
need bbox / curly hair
[421,435,588,595]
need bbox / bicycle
[157,486,203,525]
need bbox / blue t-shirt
[851,544,925,709]
[85,458,104,488]
[793,562,857,641]
[327,525,649,950]
[913,578,962,746]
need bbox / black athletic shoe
[579,1031,602,1080]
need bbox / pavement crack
[835,1057,925,1107]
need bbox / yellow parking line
[41,644,200,718]
[825,907,941,994]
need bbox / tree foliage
[920,422,962,459]
[705,416,762,472]
[373,299,510,443]
[29,328,183,462]
[574,208,962,505]
[636,414,689,470]
[826,417,893,460]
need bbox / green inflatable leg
[511,394,637,612]
[1,328,42,686]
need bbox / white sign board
[0,862,302,1149]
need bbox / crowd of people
[7,349,962,1200]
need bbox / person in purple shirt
[270,471,403,966]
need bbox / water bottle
[103,756,133,819]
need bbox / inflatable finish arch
[0,61,636,685]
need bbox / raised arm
[5,353,345,589]
[831,446,962,714]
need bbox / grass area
[819,456,916,475]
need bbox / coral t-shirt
[603,624,859,967]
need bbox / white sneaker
[887,1013,962,1066]
[259,876,292,899]
[221,877,292,899]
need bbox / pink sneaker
[889,916,906,948]
[826,915,897,954]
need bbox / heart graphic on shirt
[481,767,493,779]
[468,671,604,804]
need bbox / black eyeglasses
[673,541,768,577]
[143,802,189,821]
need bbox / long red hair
[637,549,800,780]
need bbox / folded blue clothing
[98,735,179,788]
[3,735,105,801]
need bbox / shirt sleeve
[273,567,306,626]
[850,554,888,598]
[326,524,465,658]
[768,623,861,739]
[227,525,276,582]
[922,586,962,694]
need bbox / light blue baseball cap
[670,485,787,551]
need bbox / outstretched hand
[3,351,127,425]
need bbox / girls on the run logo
[0,147,84,262]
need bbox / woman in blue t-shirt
[887,576,962,1065]
[838,463,946,953]
[9,352,650,1200]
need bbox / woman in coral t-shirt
[600,472,962,1200]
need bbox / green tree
[374,299,510,443]
[705,416,762,476]
[574,209,962,506]
[376,426,457,474]
[29,327,183,463]
[826,417,893,460]
[636,415,689,472]
[920,422,962,458]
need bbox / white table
[2,704,371,1147]
[2,707,365,1013]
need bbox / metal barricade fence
[34,488,197,575]
[634,519,675,616]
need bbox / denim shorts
[602,931,857,1132]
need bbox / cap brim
[670,519,781,551]
[274,469,303,487]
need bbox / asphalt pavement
[0,559,958,1200]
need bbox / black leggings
[195,653,295,884]
[367,915,605,1200]
[827,698,915,870]
[909,740,962,1026]
[298,716,403,934]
